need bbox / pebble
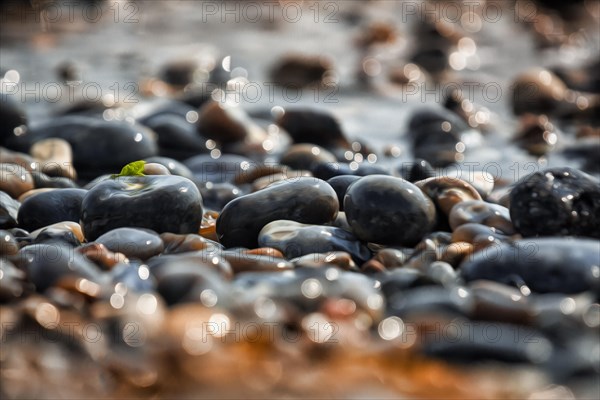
[222,250,293,274]
[81,175,203,241]
[509,167,600,238]
[0,164,34,199]
[32,226,81,247]
[276,109,350,150]
[513,114,559,156]
[197,100,266,144]
[17,189,87,232]
[29,138,76,179]
[17,243,104,292]
[160,232,220,254]
[442,169,495,199]
[17,116,158,180]
[291,251,357,271]
[449,200,514,234]
[406,107,481,167]
[270,55,333,88]
[312,161,390,180]
[77,243,128,270]
[258,220,372,264]
[250,170,312,192]
[141,114,209,160]
[152,260,230,306]
[0,148,38,173]
[216,177,338,248]
[468,280,532,325]
[344,175,436,246]
[460,237,600,294]
[95,227,164,260]
[416,176,482,229]
[143,156,194,179]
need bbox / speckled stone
[509,167,600,238]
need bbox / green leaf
[111,160,146,178]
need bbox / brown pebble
[292,251,357,271]
[143,162,171,176]
[30,138,76,179]
[223,250,293,274]
[77,243,129,270]
[416,176,482,216]
[0,163,35,199]
[30,221,85,243]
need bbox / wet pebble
[312,161,389,180]
[95,227,164,260]
[291,251,357,271]
[17,189,87,232]
[258,220,372,264]
[449,200,514,234]
[222,250,293,274]
[344,175,436,246]
[160,232,220,254]
[509,167,600,238]
[17,243,104,292]
[216,177,338,249]
[460,237,600,294]
[81,175,203,241]
[416,176,482,229]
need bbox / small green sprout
[111,160,146,178]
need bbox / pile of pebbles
[1,1,600,399]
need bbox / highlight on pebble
[1,1,599,399]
